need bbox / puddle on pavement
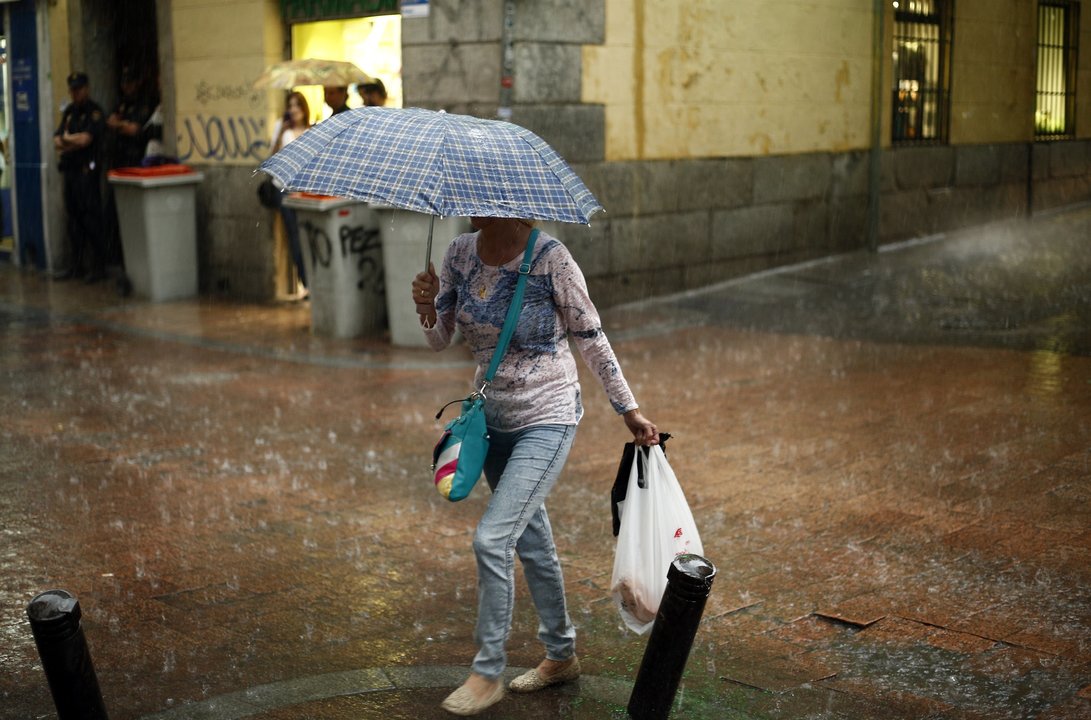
[815,628,1085,719]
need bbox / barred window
[1036,1,1079,139]
[891,0,954,144]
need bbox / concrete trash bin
[283,194,384,338]
[374,207,469,347]
[107,164,204,302]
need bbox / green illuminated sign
[281,0,400,23]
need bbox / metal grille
[892,0,954,144]
[1036,1,1079,139]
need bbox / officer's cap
[67,72,89,89]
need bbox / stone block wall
[555,153,868,307]
[542,140,1091,307]
[879,144,1028,242]
[1035,140,1091,211]
[195,166,278,299]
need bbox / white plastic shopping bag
[610,444,702,634]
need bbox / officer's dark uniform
[110,76,160,169]
[55,72,106,281]
[104,70,161,265]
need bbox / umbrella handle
[425,214,434,274]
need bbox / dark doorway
[114,1,159,100]
[100,1,160,268]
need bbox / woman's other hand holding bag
[624,409,659,446]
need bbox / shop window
[292,14,402,123]
[1036,1,1079,139]
[891,0,953,144]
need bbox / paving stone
[821,677,974,719]
[1006,628,1091,663]
[1034,696,1091,720]
[924,627,999,654]
[814,595,888,629]
[720,651,839,694]
[947,604,1026,640]
[765,614,852,648]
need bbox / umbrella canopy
[258,107,603,225]
[253,59,373,90]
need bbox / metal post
[26,590,110,720]
[628,554,717,720]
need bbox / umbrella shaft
[425,215,434,273]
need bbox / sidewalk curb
[136,665,636,719]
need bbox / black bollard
[628,554,717,720]
[26,589,110,720]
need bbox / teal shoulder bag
[431,229,539,501]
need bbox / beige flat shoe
[440,680,505,716]
[509,656,582,693]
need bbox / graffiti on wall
[301,220,384,293]
[194,81,266,110]
[177,115,269,162]
[177,81,271,162]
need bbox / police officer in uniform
[53,72,106,282]
[104,66,160,268]
[107,66,159,169]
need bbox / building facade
[7,0,1091,307]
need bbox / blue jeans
[279,205,306,288]
[471,424,577,679]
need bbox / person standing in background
[323,85,350,117]
[106,66,159,169]
[104,66,160,270]
[53,72,106,283]
[359,78,387,107]
[270,91,312,293]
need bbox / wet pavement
[1,204,1090,720]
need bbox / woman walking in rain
[412,217,659,716]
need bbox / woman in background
[270,91,311,293]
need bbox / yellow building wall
[582,0,875,161]
[949,0,1036,145]
[48,0,71,124]
[172,0,284,165]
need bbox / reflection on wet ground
[1,205,1090,718]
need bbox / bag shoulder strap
[484,228,539,384]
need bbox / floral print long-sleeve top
[423,230,638,432]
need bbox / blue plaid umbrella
[260,106,602,224]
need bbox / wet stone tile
[720,652,839,694]
[6,215,1091,720]
[821,677,985,720]
[814,594,889,629]
[1033,696,1091,720]
[924,627,999,655]
[765,614,854,648]
[1005,628,1091,664]
[946,605,1025,643]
